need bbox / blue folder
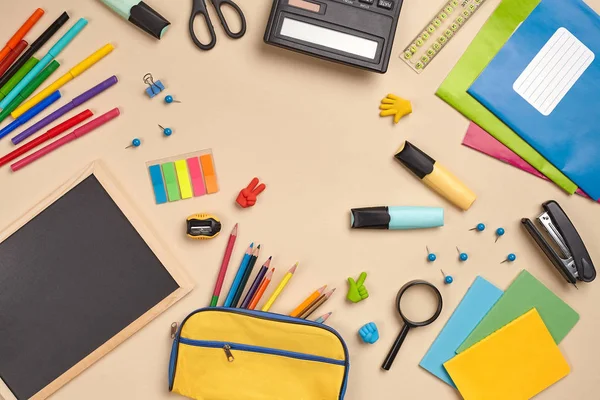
[468,0,600,200]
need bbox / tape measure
[400,0,487,73]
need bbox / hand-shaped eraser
[359,322,379,344]
[236,177,266,208]
[379,93,412,124]
[347,272,369,303]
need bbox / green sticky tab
[0,57,39,100]
[161,162,181,201]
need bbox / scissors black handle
[213,0,247,39]
[189,0,247,51]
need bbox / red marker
[0,40,28,77]
[0,109,93,167]
[11,108,119,171]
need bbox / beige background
[1,0,599,399]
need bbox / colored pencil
[0,12,70,90]
[223,243,253,307]
[289,285,326,318]
[231,245,260,307]
[299,289,336,319]
[314,312,332,324]
[248,268,274,310]
[0,8,44,64]
[0,40,27,78]
[262,262,297,312]
[210,223,238,307]
[240,257,271,308]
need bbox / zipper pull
[170,322,178,339]
[223,344,235,362]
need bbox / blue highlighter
[350,206,444,230]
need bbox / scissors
[189,0,247,51]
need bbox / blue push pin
[456,247,468,262]
[164,95,181,104]
[125,138,141,149]
[441,269,453,284]
[495,227,505,243]
[426,246,437,262]
[469,223,486,232]
[501,253,517,264]
[158,124,173,137]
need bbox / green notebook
[457,270,579,353]
[436,0,578,194]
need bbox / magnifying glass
[382,280,443,371]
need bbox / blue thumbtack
[456,247,468,262]
[125,138,141,149]
[426,246,436,262]
[441,270,453,284]
[501,253,516,264]
[495,227,505,243]
[164,95,181,104]
[469,223,486,232]
[158,124,173,137]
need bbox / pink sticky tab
[187,157,206,196]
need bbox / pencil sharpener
[186,214,221,240]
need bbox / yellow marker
[262,263,298,312]
[174,160,193,199]
[12,43,114,118]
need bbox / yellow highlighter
[12,43,114,118]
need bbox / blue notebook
[419,277,503,387]
[468,0,600,200]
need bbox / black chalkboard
[0,172,183,399]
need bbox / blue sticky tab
[419,276,503,387]
[148,164,167,204]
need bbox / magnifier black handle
[382,324,410,371]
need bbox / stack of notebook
[419,271,579,399]
[437,0,600,202]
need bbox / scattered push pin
[495,227,505,243]
[426,246,436,262]
[456,247,468,262]
[158,124,173,137]
[164,95,181,104]
[501,253,517,264]
[125,138,141,149]
[469,223,486,232]
[440,269,453,284]
[143,73,165,98]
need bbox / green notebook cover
[457,270,579,353]
[436,0,578,194]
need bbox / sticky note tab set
[146,150,218,204]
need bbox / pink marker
[11,108,120,171]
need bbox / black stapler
[522,200,596,285]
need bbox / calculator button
[377,0,394,9]
[359,0,375,4]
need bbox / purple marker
[12,75,118,144]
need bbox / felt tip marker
[0,8,44,63]
[350,206,444,230]
[99,0,170,39]
[394,141,477,211]
[0,40,28,78]
[0,91,61,140]
[0,18,88,109]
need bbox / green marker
[0,57,39,102]
[0,60,60,124]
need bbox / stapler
[522,200,596,285]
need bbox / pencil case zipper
[178,337,346,366]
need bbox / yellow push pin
[379,93,412,124]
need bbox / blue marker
[0,18,87,109]
[350,206,444,230]
[0,91,61,140]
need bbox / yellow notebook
[444,309,570,400]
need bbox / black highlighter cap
[129,1,170,40]
[394,141,435,179]
[351,207,390,229]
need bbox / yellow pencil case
[169,308,349,400]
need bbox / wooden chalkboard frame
[0,161,194,400]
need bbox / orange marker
[289,285,326,318]
[248,268,274,310]
[0,8,44,63]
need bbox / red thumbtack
[236,177,266,208]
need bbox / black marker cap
[351,207,390,229]
[394,141,435,179]
[129,1,170,40]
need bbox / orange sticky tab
[199,153,218,194]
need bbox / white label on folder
[279,18,378,60]
[513,28,595,116]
